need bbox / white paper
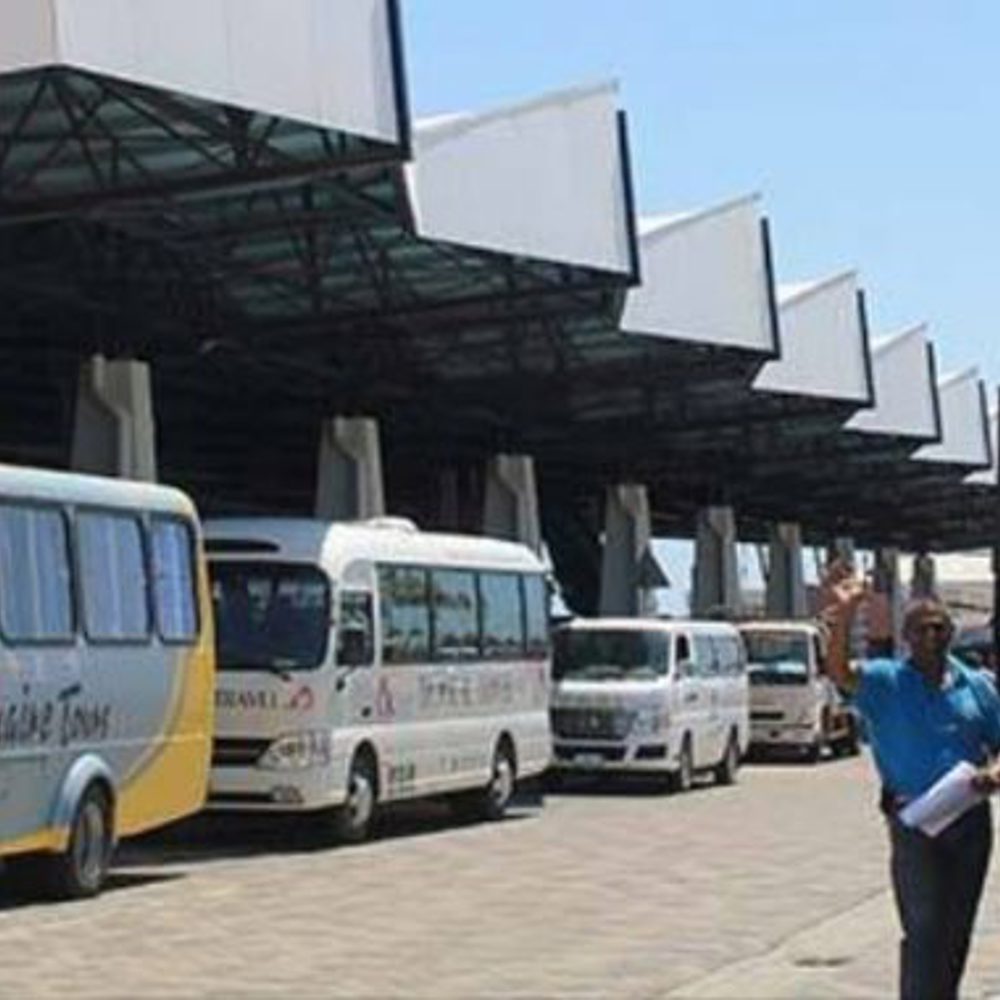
[898,761,986,837]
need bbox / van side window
[78,511,150,643]
[693,635,717,677]
[522,574,549,660]
[151,518,198,643]
[378,566,430,664]
[0,503,74,642]
[479,572,523,659]
[431,569,479,661]
[337,591,373,667]
[712,635,743,676]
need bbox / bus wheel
[714,732,740,786]
[334,751,377,844]
[456,740,516,822]
[42,784,113,899]
[669,738,694,793]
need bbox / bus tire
[456,738,517,822]
[333,749,378,844]
[669,737,694,793]
[714,731,740,786]
[41,783,114,900]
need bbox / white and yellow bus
[0,466,214,898]
[205,517,551,840]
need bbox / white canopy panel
[753,272,871,401]
[619,194,775,351]
[407,83,634,274]
[846,325,939,439]
[966,409,998,486]
[914,369,991,467]
[0,0,402,142]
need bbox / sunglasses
[913,622,950,635]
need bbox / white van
[205,517,551,840]
[550,619,749,791]
[738,621,859,761]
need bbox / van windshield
[743,632,810,685]
[554,629,669,681]
[211,562,330,672]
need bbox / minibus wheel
[333,750,377,844]
[40,783,113,899]
[714,732,740,786]
[670,738,694,793]
[454,739,516,822]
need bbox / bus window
[480,572,522,659]
[212,563,329,671]
[0,503,74,642]
[522,574,549,659]
[151,518,198,643]
[337,591,373,667]
[78,511,150,643]
[378,566,431,665]
[431,569,479,661]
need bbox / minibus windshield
[211,562,330,672]
[554,629,669,681]
[744,632,810,685]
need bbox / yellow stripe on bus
[0,826,69,858]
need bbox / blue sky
[402,1,1000,388]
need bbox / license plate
[575,753,605,767]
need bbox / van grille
[551,707,635,740]
[212,738,271,767]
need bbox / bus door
[334,590,376,729]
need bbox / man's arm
[817,560,868,695]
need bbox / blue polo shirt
[855,656,1000,799]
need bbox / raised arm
[817,559,869,694]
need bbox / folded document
[898,761,986,837]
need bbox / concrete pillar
[910,551,937,599]
[826,536,856,567]
[71,355,157,481]
[314,416,385,521]
[482,454,541,553]
[599,484,662,617]
[692,505,741,618]
[868,546,902,656]
[765,522,807,618]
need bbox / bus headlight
[259,731,332,770]
[631,707,664,737]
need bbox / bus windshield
[743,632,810,685]
[554,629,669,681]
[211,562,330,672]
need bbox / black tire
[804,739,822,764]
[456,740,517,822]
[333,751,378,844]
[838,717,861,757]
[669,738,694,793]
[25,784,114,900]
[714,732,740,786]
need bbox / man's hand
[818,558,870,625]
[970,761,1000,794]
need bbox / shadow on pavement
[0,869,182,912]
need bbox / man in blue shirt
[822,560,1000,1000]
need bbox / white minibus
[0,465,214,898]
[550,619,749,790]
[205,517,551,840]
[738,620,859,760]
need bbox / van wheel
[333,751,377,843]
[836,717,861,757]
[714,732,740,786]
[670,738,694,793]
[35,784,113,900]
[804,739,822,764]
[456,740,516,822]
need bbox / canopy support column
[766,522,807,618]
[693,506,741,617]
[483,454,541,553]
[71,355,156,481]
[599,484,663,616]
[868,546,902,655]
[314,416,385,521]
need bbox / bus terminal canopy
[0,1,994,556]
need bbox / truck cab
[738,621,859,762]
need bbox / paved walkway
[3,756,1000,997]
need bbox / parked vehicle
[738,620,859,761]
[205,517,551,840]
[0,465,214,898]
[550,618,749,790]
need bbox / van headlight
[631,707,664,736]
[259,731,332,770]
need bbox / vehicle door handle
[360,705,373,719]
[684,692,698,704]
[59,682,82,700]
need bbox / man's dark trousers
[889,801,992,999]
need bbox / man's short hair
[902,596,953,635]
